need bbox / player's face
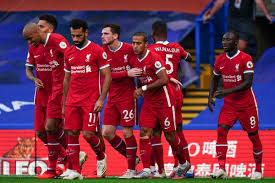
[132,35,147,55]
[101,27,116,45]
[38,20,54,33]
[70,27,88,48]
[222,32,237,52]
[23,30,41,47]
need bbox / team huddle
[23,14,263,180]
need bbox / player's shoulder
[169,42,182,48]
[149,50,162,61]
[239,51,252,60]
[64,45,76,56]
[216,52,227,61]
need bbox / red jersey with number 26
[213,50,258,108]
[64,41,110,106]
[130,50,175,108]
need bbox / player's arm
[111,68,142,80]
[63,71,71,116]
[255,0,275,22]
[94,66,112,113]
[214,73,253,98]
[134,68,168,98]
[203,0,227,23]
[208,74,221,112]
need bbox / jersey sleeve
[179,46,188,60]
[152,54,166,75]
[96,47,110,70]
[56,38,70,54]
[243,55,254,74]
[213,57,221,76]
[64,50,70,73]
[25,47,35,67]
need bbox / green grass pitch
[1,176,275,183]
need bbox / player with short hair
[23,22,69,179]
[208,31,263,180]
[62,19,111,180]
[101,23,141,178]
[148,20,194,178]
[131,32,190,178]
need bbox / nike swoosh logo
[88,124,95,127]
[34,55,40,58]
[107,59,112,62]
[220,66,224,69]
[69,57,74,61]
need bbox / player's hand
[208,96,216,112]
[128,68,142,77]
[34,78,44,89]
[94,98,104,112]
[203,9,212,23]
[266,14,275,23]
[134,88,144,99]
[214,89,229,99]
[170,78,183,89]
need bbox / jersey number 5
[166,54,173,74]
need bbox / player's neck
[108,40,120,50]
[138,49,148,59]
[154,37,166,43]
[227,48,238,57]
[80,39,88,48]
[40,33,47,44]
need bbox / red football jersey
[213,50,257,108]
[64,41,110,106]
[26,44,52,106]
[130,50,175,108]
[103,42,136,103]
[43,33,69,97]
[148,41,188,79]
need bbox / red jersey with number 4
[26,44,52,106]
[213,50,257,108]
[148,41,188,79]
[64,41,110,106]
[103,42,136,103]
[43,33,69,97]
[130,50,175,108]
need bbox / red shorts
[103,99,137,127]
[175,89,184,125]
[34,105,47,132]
[218,105,259,133]
[47,93,63,119]
[139,104,176,133]
[64,105,99,131]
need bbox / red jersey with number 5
[148,41,188,80]
[130,50,175,108]
[213,50,258,108]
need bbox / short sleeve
[213,58,221,76]
[97,47,110,70]
[180,46,188,60]
[152,54,166,74]
[25,47,35,67]
[64,51,70,73]
[243,55,254,74]
[57,38,70,54]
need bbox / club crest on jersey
[85,54,91,62]
[50,49,54,57]
[102,52,107,60]
[155,61,162,69]
[86,65,91,73]
[59,42,67,49]
[247,61,253,68]
[235,64,239,72]
[124,54,128,63]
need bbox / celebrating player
[62,19,111,180]
[208,31,263,180]
[101,23,141,178]
[23,22,69,178]
[148,20,194,178]
[131,32,190,178]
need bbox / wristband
[141,85,147,91]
